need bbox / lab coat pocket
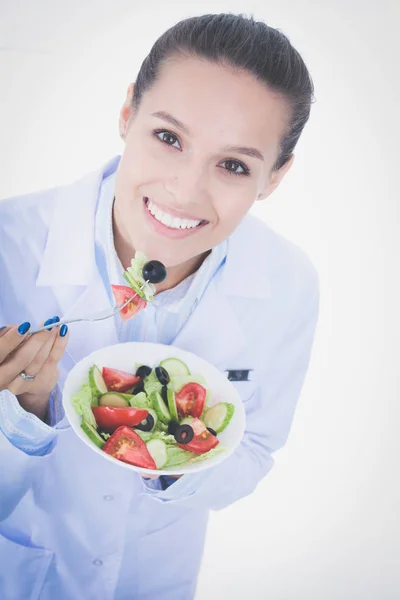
[0,532,54,600]
[222,367,258,403]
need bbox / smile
[143,197,208,239]
[144,197,206,229]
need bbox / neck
[112,204,210,293]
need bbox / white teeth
[146,199,201,230]
[160,212,173,227]
[171,217,183,229]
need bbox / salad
[72,356,235,471]
[110,251,167,321]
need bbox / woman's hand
[0,319,69,421]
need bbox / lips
[144,197,208,229]
[142,197,209,240]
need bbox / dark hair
[133,13,315,171]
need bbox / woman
[0,13,319,600]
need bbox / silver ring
[19,370,36,381]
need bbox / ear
[257,154,295,201]
[119,83,135,139]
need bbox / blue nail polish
[44,318,54,331]
[52,316,60,323]
[60,324,68,337]
[18,322,31,335]
[0,326,6,330]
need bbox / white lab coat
[0,157,319,599]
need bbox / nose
[163,162,209,208]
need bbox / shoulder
[0,156,119,235]
[225,214,319,301]
[0,182,70,239]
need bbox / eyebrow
[151,110,265,162]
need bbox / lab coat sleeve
[0,388,59,455]
[0,388,61,521]
[141,273,320,510]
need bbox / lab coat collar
[36,156,121,288]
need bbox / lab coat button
[93,559,103,566]
[103,494,114,501]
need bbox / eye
[220,159,250,177]
[153,129,181,150]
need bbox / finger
[44,324,70,368]
[23,327,58,376]
[0,322,32,364]
[9,322,68,395]
[0,321,55,383]
[0,326,9,340]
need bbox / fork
[29,284,149,335]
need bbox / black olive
[134,414,155,432]
[174,424,194,444]
[161,385,169,405]
[142,260,167,284]
[168,421,178,436]
[135,365,152,378]
[207,427,217,437]
[132,380,145,395]
[155,366,170,385]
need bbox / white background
[0,1,399,598]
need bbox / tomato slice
[102,367,141,392]
[103,426,157,469]
[177,417,219,454]
[175,383,206,419]
[111,285,147,321]
[92,406,148,433]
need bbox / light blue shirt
[0,171,227,459]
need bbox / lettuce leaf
[184,445,227,465]
[164,444,227,469]
[144,371,162,396]
[135,430,176,445]
[128,391,152,409]
[72,383,97,429]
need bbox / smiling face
[114,55,293,278]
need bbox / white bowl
[62,341,246,476]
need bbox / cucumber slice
[167,389,179,422]
[180,416,194,426]
[81,421,105,449]
[146,439,167,469]
[200,389,212,421]
[99,392,130,407]
[204,402,235,433]
[89,365,107,403]
[151,391,171,424]
[146,408,158,431]
[160,357,190,378]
